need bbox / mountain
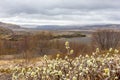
[0,22,21,30]
[1,21,120,31]
[33,24,120,30]
[32,25,83,30]
[77,24,120,30]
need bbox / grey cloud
[0,0,120,25]
[0,0,120,14]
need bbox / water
[58,37,92,44]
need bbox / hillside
[0,22,21,30]
[0,27,13,35]
[0,27,14,40]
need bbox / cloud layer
[0,0,120,26]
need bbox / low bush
[0,42,120,80]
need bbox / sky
[0,0,120,27]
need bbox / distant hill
[33,24,120,30]
[0,22,21,30]
[77,24,120,30]
[1,21,120,31]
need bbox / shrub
[92,29,120,50]
[0,41,120,80]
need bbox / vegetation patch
[0,41,120,80]
[54,32,86,38]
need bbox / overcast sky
[0,0,120,27]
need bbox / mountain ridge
[31,24,120,30]
[0,22,21,30]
